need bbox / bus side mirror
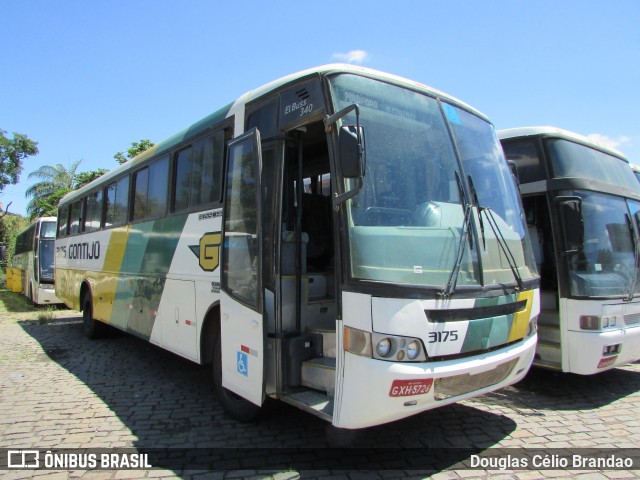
[339,125,365,178]
[556,197,584,254]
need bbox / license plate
[597,356,617,369]
[389,378,433,397]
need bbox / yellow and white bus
[12,216,61,305]
[56,65,539,429]
[499,127,640,374]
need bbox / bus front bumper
[334,334,536,429]
[565,327,640,375]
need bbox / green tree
[75,168,108,188]
[114,138,154,164]
[0,213,29,273]
[25,160,81,219]
[0,129,39,194]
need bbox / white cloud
[586,133,631,150]
[331,50,369,64]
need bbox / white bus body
[56,65,539,428]
[500,126,640,374]
[13,217,62,305]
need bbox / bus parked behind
[13,217,61,305]
[499,127,640,374]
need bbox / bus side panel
[110,215,188,339]
[93,227,130,323]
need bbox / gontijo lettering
[68,241,101,260]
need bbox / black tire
[213,328,261,422]
[82,293,104,339]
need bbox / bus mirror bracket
[555,196,584,255]
[324,104,366,210]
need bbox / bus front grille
[434,359,518,401]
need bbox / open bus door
[220,128,265,406]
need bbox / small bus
[499,127,640,374]
[13,216,61,305]
[56,65,539,429]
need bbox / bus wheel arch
[200,303,220,365]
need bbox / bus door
[220,128,265,406]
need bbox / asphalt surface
[0,293,639,479]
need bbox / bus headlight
[344,327,426,362]
[406,340,420,360]
[376,338,392,357]
[372,332,426,362]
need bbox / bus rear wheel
[212,329,260,422]
[82,293,104,339]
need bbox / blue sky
[1,0,639,217]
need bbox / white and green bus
[13,216,61,305]
[56,65,539,429]
[499,127,640,374]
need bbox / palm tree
[25,160,82,218]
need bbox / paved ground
[0,290,639,479]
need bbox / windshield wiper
[468,176,486,250]
[468,175,524,291]
[440,172,472,298]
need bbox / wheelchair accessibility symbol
[237,351,248,377]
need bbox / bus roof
[60,64,488,206]
[497,126,628,161]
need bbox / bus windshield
[329,74,537,289]
[547,139,638,190]
[563,190,640,298]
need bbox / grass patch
[0,288,37,315]
[38,306,57,324]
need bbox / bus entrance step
[537,325,561,345]
[535,341,562,368]
[282,390,334,421]
[306,325,336,358]
[301,357,336,395]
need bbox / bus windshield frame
[328,74,538,294]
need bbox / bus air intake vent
[624,313,640,326]
[425,300,527,323]
[295,88,310,100]
[434,359,518,401]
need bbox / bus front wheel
[212,329,260,422]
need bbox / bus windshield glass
[563,190,640,298]
[329,74,537,289]
[40,221,57,238]
[547,139,639,190]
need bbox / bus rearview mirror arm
[324,104,366,211]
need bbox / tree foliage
[114,138,155,165]
[25,160,81,219]
[0,129,39,193]
[0,214,30,270]
[75,169,108,188]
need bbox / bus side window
[58,205,69,237]
[105,176,130,228]
[172,131,224,212]
[83,190,103,233]
[69,201,82,236]
[133,156,169,221]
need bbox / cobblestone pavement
[1,291,639,480]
